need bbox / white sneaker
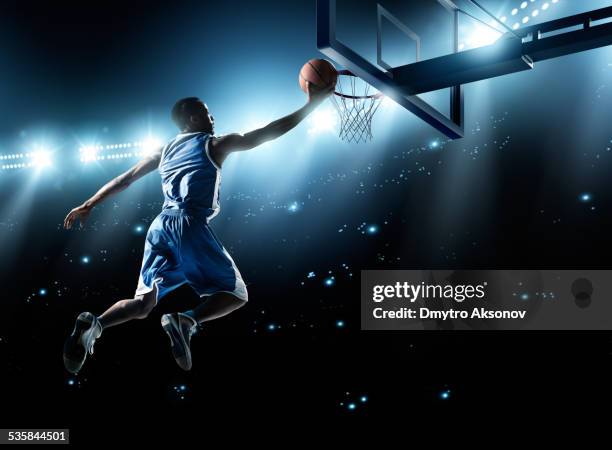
[63,312,102,374]
[161,313,198,371]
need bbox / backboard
[318,0,612,140]
[317,0,465,139]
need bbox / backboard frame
[317,1,612,140]
[317,0,464,139]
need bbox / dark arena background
[1,0,612,438]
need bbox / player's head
[171,97,214,133]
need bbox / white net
[330,73,382,143]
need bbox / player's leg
[62,214,181,374]
[101,210,182,330]
[63,287,158,374]
[161,293,246,371]
[185,291,247,323]
[160,294,244,370]
[98,284,158,328]
[162,216,248,370]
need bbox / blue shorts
[135,210,248,302]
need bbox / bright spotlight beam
[31,150,52,168]
[466,0,521,39]
[80,146,98,163]
[141,137,162,156]
[307,107,338,135]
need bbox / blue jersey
[135,131,247,302]
[159,132,221,220]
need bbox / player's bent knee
[134,285,158,319]
[233,294,248,310]
[216,291,247,308]
[235,282,248,303]
[232,291,248,305]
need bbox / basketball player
[62,82,333,373]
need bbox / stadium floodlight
[461,23,502,50]
[31,150,52,168]
[307,108,338,134]
[141,137,162,156]
[80,146,98,163]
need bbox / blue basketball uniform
[135,132,248,302]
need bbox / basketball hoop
[331,70,383,143]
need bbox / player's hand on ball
[64,204,92,229]
[307,81,334,104]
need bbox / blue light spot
[579,193,592,203]
[134,225,145,234]
[336,320,345,328]
[267,323,276,331]
[324,277,335,287]
[429,140,440,149]
[287,202,300,213]
[347,403,357,411]
[39,288,47,296]
[67,379,76,386]
[81,256,90,264]
[439,390,451,400]
[520,293,529,301]
[366,224,379,235]
[360,395,368,403]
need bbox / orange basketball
[299,59,338,93]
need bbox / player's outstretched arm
[209,83,333,166]
[63,151,162,229]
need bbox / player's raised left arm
[209,83,333,166]
[63,151,161,230]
